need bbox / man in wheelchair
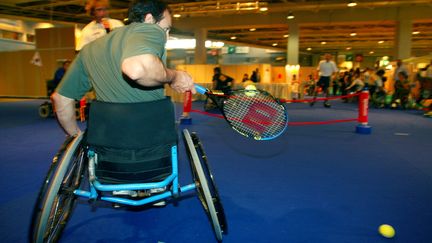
[31,1,227,242]
[205,67,234,111]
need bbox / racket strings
[223,92,287,139]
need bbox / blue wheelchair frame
[74,145,197,206]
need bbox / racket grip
[194,84,207,95]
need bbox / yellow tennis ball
[245,84,257,97]
[378,224,395,238]
[245,84,256,90]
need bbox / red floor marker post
[356,89,372,134]
[180,90,192,125]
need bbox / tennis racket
[195,84,288,140]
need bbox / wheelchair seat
[85,97,177,184]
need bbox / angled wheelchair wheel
[204,97,217,111]
[183,129,228,242]
[39,102,52,118]
[30,133,86,243]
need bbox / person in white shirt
[76,0,124,51]
[421,60,432,79]
[393,59,409,82]
[311,53,338,107]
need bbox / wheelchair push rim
[183,129,228,242]
[30,133,86,243]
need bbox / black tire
[29,133,86,243]
[75,108,81,120]
[183,129,227,242]
[39,102,52,118]
[190,131,228,235]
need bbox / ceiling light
[259,7,268,11]
[230,36,237,40]
[347,1,357,7]
[350,32,357,36]
[346,47,352,50]
[307,47,312,51]
[272,43,278,46]
[283,34,289,38]
[378,40,384,44]
[35,23,54,29]
[412,31,420,35]
[173,13,181,18]
[321,41,327,45]
[287,12,295,20]
[369,51,375,54]
[249,28,256,32]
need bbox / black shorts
[317,76,330,91]
[317,76,331,90]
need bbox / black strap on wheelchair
[85,97,177,184]
[86,97,177,149]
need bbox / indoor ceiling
[0,0,431,56]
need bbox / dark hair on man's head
[127,0,169,24]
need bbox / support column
[285,21,300,100]
[287,21,299,65]
[395,18,412,59]
[194,28,207,64]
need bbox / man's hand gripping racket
[195,84,288,140]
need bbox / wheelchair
[204,89,226,111]
[203,86,232,112]
[39,80,89,120]
[39,100,89,120]
[38,80,57,118]
[371,89,387,108]
[29,98,227,242]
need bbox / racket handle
[194,84,208,95]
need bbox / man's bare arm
[121,54,196,94]
[51,93,82,136]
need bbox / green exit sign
[228,46,236,54]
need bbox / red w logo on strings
[239,102,278,133]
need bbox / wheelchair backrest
[85,97,177,149]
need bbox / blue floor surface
[0,99,431,243]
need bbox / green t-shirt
[57,23,167,102]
